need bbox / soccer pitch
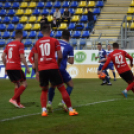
[0,79,134,134]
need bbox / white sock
[69,107,73,111]
[48,101,52,105]
[42,107,47,112]
[62,100,65,104]
[124,89,127,93]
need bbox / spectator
[51,17,58,28]
[53,8,61,26]
[62,8,71,25]
[40,15,48,29]
[87,8,95,33]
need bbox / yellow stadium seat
[127,7,134,14]
[71,15,80,22]
[24,24,32,30]
[83,8,88,14]
[130,22,134,29]
[58,23,67,30]
[127,16,132,21]
[75,8,83,15]
[16,9,24,15]
[28,2,36,8]
[37,16,42,22]
[47,15,53,22]
[52,27,57,30]
[79,1,86,7]
[24,9,32,15]
[20,16,28,23]
[130,1,134,6]
[20,2,28,8]
[33,23,40,30]
[29,16,36,23]
[123,23,129,28]
[87,1,95,7]
[24,0,30,1]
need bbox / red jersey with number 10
[33,37,61,71]
[4,41,24,70]
[102,49,133,74]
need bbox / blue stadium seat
[12,16,19,23]
[0,9,6,16]
[94,15,97,21]
[38,32,43,38]
[7,24,14,31]
[45,1,52,8]
[96,1,104,7]
[54,1,61,8]
[37,2,44,8]
[42,8,49,15]
[50,8,56,15]
[12,2,19,9]
[2,31,10,38]
[80,38,86,46]
[0,32,1,37]
[23,31,28,38]
[80,15,88,22]
[4,2,11,8]
[29,31,37,38]
[24,39,32,46]
[82,31,90,38]
[76,23,84,30]
[33,8,40,15]
[72,31,81,38]
[70,1,78,8]
[11,31,15,38]
[16,24,24,30]
[62,1,70,8]
[7,9,15,16]
[0,39,6,46]
[0,24,6,31]
[60,8,64,14]
[3,16,11,23]
[70,38,77,46]
[7,39,13,44]
[68,23,75,30]
[0,2,2,8]
[93,8,101,14]
[55,31,62,38]
[0,16,1,23]
[50,31,54,37]
[69,8,75,14]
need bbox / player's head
[41,25,51,36]
[61,30,70,41]
[113,42,119,50]
[107,44,112,51]
[42,15,45,19]
[97,43,102,50]
[15,30,23,39]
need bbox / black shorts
[6,70,26,83]
[39,69,63,87]
[120,70,134,84]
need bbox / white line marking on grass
[0,99,117,122]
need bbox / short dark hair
[15,30,23,38]
[41,25,51,34]
[113,42,119,48]
[97,43,102,46]
[62,30,70,41]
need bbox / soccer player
[1,30,30,108]
[47,30,74,112]
[100,42,134,98]
[33,25,78,116]
[95,43,112,85]
[106,44,116,81]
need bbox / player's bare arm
[68,57,74,64]
[57,50,63,67]
[20,54,30,74]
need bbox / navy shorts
[60,69,71,83]
[98,64,114,71]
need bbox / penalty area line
[0,99,117,122]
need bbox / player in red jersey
[1,30,30,108]
[100,43,134,98]
[33,25,78,116]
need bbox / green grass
[0,78,134,134]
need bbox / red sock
[58,85,72,108]
[14,88,20,104]
[12,86,25,100]
[126,82,134,91]
[40,89,48,108]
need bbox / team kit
[1,25,134,117]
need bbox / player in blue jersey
[106,45,116,81]
[95,43,112,85]
[47,30,74,112]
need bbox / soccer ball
[98,72,106,80]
